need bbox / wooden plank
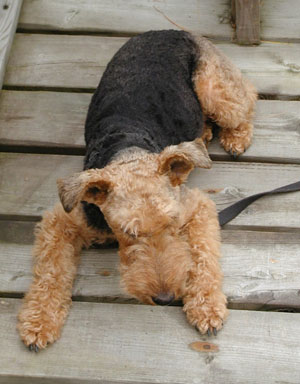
[18,0,232,38]
[0,153,83,219]
[0,90,89,149]
[0,0,22,90]
[2,298,300,384]
[261,0,300,42]
[1,153,300,229]
[4,34,123,90]
[1,221,300,310]
[232,0,260,45]
[215,41,300,98]
[4,34,300,97]
[17,0,300,42]
[1,92,300,164]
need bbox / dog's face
[58,139,211,305]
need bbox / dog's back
[84,30,204,170]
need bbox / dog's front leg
[183,192,228,335]
[17,204,87,351]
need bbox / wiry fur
[17,204,115,349]
[18,30,256,350]
[193,36,257,155]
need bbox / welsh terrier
[18,30,257,351]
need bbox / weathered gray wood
[18,0,300,42]
[18,0,232,38]
[4,34,123,90]
[261,0,300,42]
[232,0,260,45]
[0,90,89,149]
[1,298,300,384]
[221,230,300,309]
[0,153,83,219]
[1,92,300,164]
[0,0,22,90]
[4,34,300,97]
[1,221,300,309]
[1,153,300,229]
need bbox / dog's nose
[152,292,175,306]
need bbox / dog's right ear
[157,138,212,186]
[57,170,112,213]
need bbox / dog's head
[57,139,211,305]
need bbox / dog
[17,30,257,351]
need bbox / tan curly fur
[18,35,256,350]
[194,37,257,155]
[17,204,114,349]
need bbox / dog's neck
[110,146,150,164]
[84,127,161,170]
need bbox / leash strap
[218,180,300,226]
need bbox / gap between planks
[1,146,300,167]
[1,215,300,234]
[3,85,300,101]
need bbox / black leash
[218,180,300,226]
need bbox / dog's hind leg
[193,37,257,157]
[17,203,113,351]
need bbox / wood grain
[1,221,300,310]
[1,92,300,163]
[0,0,22,90]
[2,298,300,384]
[232,0,260,45]
[18,0,300,42]
[18,0,233,38]
[4,34,300,97]
[261,0,300,42]
[4,34,123,90]
[0,90,90,149]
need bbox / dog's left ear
[57,170,112,213]
[157,138,212,186]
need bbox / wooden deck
[1,1,300,383]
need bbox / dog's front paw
[17,302,65,351]
[184,293,228,335]
[219,123,253,157]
